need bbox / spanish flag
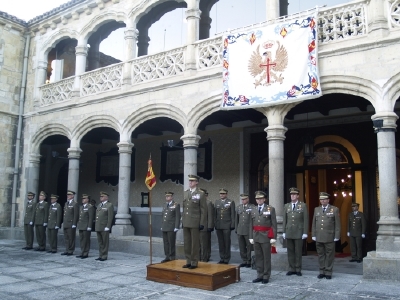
[145,156,156,190]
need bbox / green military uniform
[199,189,214,262]
[250,191,277,282]
[23,192,36,250]
[214,188,235,264]
[347,203,366,262]
[77,195,95,258]
[311,192,341,278]
[283,187,309,275]
[62,190,79,255]
[161,192,181,262]
[95,192,114,261]
[47,195,62,253]
[34,191,49,251]
[235,194,255,267]
[182,175,207,269]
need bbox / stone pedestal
[111,224,135,237]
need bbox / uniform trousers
[64,227,76,253]
[183,227,200,266]
[79,230,91,256]
[286,238,303,272]
[162,231,176,260]
[47,228,58,251]
[254,241,271,279]
[216,229,231,263]
[35,225,46,249]
[349,236,362,260]
[24,224,34,248]
[237,234,252,264]
[316,241,335,275]
[199,231,212,262]
[96,231,110,259]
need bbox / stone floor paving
[0,239,397,299]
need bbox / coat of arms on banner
[221,15,321,109]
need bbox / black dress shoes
[81,256,88,259]
[66,253,73,256]
[262,279,269,284]
[22,247,28,250]
[317,274,325,279]
[217,260,224,264]
[47,250,53,253]
[252,278,263,283]
[95,257,101,260]
[34,248,41,251]
[239,263,247,267]
[25,247,33,250]
[39,249,46,252]
[51,251,57,253]
[349,259,357,262]
[61,252,68,255]
[99,258,107,261]
[76,255,82,258]
[161,259,170,263]
[325,275,332,279]
[296,272,302,276]
[188,265,197,269]
[245,264,251,268]
[357,260,362,263]
[182,264,191,268]
[286,271,295,276]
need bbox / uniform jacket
[214,198,236,230]
[161,201,181,232]
[206,200,215,229]
[182,188,207,229]
[347,211,366,237]
[283,201,309,239]
[95,201,114,232]
[24,200,36,224]
[63,200,79,228]
[249,205,277,243]
[77,204,95,230]
[34,201,49,224]
[235,203,255,235]
[47,203,62,229]
[312,205,341,243]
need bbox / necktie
[100,203,103,208]
[323,207,326,213]
[292,204,295,211]
[258,206,262,214]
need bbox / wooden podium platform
[146,260,240,291]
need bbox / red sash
[253,226,274,238]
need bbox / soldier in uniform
[76,194,95,259]
[199,189,214,262]
[182,174,207,269]
[47,195,62,253]
[283,187,309,276]
[311,192,341,279]
[249,191,277,284]
[61,190,79,256]
[34,191,49,251]
[95,191,114,261]
[235,193,254,268]
[160,192,181,263]
[214,188,235,264]
[347,203,366,263]
[23,191,36,250]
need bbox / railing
[80,62,123,96]
[318,0,366,43]
[38,77,75,106]
[130,46,186,84]
[195,36,223,69]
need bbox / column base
[363,251,400,281]
[111,224,135,237]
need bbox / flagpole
[149,190,152,265]
[145,154,156,266]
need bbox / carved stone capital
[265,125,287,141]
[75,45,88,56]
[117,142,134,154]
[181,134,201,148]
[67,147,82,159]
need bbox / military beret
[188,174,200,181]
[67,190,76,195]
[100,191,109,196]
[255,191,266,199]
[289,187,299,194]
[240,193,249,199]
[351,203,360,207]
[82,194,90,199]
[27,191,35,196]
[219,188,228,194]
[165,192,174,196]
[50,194,59,199]
[39,191,47,197]
[319,192,330,199]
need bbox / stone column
[112,142,135,236]
[367,0,389,37]
[73,45,88,96]
[35,60,48,101]
[67,147,82,196]
[123,27,138,85]
[137,28,150,57]
[27,154,41,195]
[266,0,280,21]
[185,0,201,71]
[364,112,400,280]
[265,124,287,236]
[181,133,201,190]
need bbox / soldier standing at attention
[312,192,341,279]
[160,192,181,263]
[47,195,62,253]
[34,191,49,251]
[214,188,235,264]
[283,187,309,276]
[249,191,277,284]
[199,189,214,262]
[347,203,366,263]
[182,174,207,270]
[235,193,254,268]
[95,191,114,261]
[62,190,79,256]
[23,192,36,250]
[76,194,95,259]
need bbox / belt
[253,226,274,238]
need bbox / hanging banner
[221,14,321,109]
